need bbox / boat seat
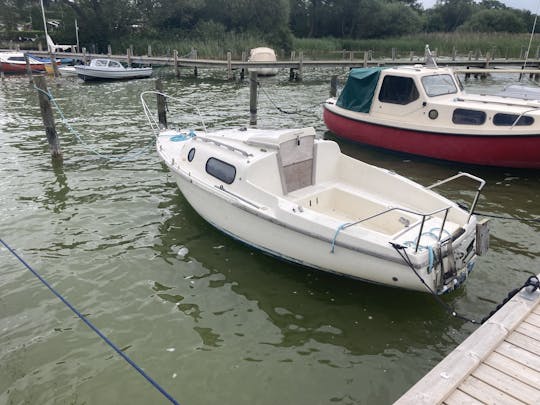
[277,134,315,194]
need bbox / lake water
[1,66,539,405]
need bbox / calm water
[1,67,539,405]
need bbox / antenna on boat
[424,45,438,68]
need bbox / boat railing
[140,91,207,136]
[332,205,452,254]
[195,136,253,158]
[426,172,485,223]
[455,96,540,110]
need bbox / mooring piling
[249,71,258,126]
[23,53,35,84]
[155,79,167,129]
[330,75,338,97]
[34,76,62,159]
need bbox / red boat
[0,52,48,73]
[323,61,540,169]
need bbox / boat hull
[0,61,47,73]
[324,105,540,169]
[75,66,152,81]
[173,173,442,293]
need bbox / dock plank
[472,363,540,403]
[443,388,483,405]
[484,351,540,387]
[496,341,540,372]
[459,375,526,405]
[526,312,540,327]
[518,320,540,341]
[506,330,540,354]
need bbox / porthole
[428,109,439,120]
[187,148,196,162]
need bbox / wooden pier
[395,276,540,404]
[11,49,540,80]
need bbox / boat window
[493,113,534,126]
[108,60,122,68]
[8,57,26,62]
[206,157,236,184]
[94,59,108,67]
[422,74,458,97]
[452,109,486,125]
[378,76,419,105]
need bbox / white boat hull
[75,65,152,81]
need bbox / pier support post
[173,50,179,77]
[127,48,132,67]
[147,44,152,57]
[392,48,396,61]
[297,51,303,81]
[409,51,414,61]
[249,71,258,126]
[48,51,59,77]
[363,51,368,68]
[108,44,112,56]
[34,76,62,159]
[82,47,88,64]
[24,53,34,84]
[155,79,167,129]
[227,51,232,80]
[330,75,338,97]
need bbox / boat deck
[395,275,540,404]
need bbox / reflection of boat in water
[323,52,540,169]
[75,58,152,81]
[143,92,489,295]
[248,47,279,76]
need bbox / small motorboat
[0,52,49,73]
[75,58,152,81]
[142,92,489,295]
[248,47,279,76]
[323,49,540,169]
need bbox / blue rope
[330,223,350,253]
[34,85,154,162]
[0,238,179,405]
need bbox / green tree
[458,9,527,32]
[425,0,475,32]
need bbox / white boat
[142,92,489,295]
[248,47,279,76]
[323,48,540,168]
[75,58,152,81]
[0,52,48,73]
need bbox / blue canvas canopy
[336,67,387,113]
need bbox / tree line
[0,0,537,51]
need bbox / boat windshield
[421,74,458,97]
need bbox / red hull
[323,107,540,169]
[0,62,47,73]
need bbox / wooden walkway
[395,277,540,405]
[10,49,540,80]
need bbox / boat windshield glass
[421,74,458,97]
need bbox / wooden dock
[395,276,540,404]
[8,49,540,80]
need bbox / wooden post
[173,49,179,77]
[409,51,414,61]
[452,46,457,61]
[392,48,396,61]
[290,50,296,61]
[107,44,112,56]
[24,53,34,84]
[82,47,88,64]
[289,68,295,80]
[34,76,61,159]
[127,48,132,67]
[249,71,258,126]
[227,51,232,80]
[349,51,354,61]
[38,41,42,51]
[330,75,338,97]
[468,51,472,61]
[155,79,167,129]
[48,51,60,77]
[363,51,368,68]
[241,51,246,62]
[148,44,152,57]
[297,51,303,81]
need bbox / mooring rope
[391,242,540,325]
[0,238,180,405]
[251,78,324,116]
[34,86,155,161]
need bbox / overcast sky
[420,0,540,12]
